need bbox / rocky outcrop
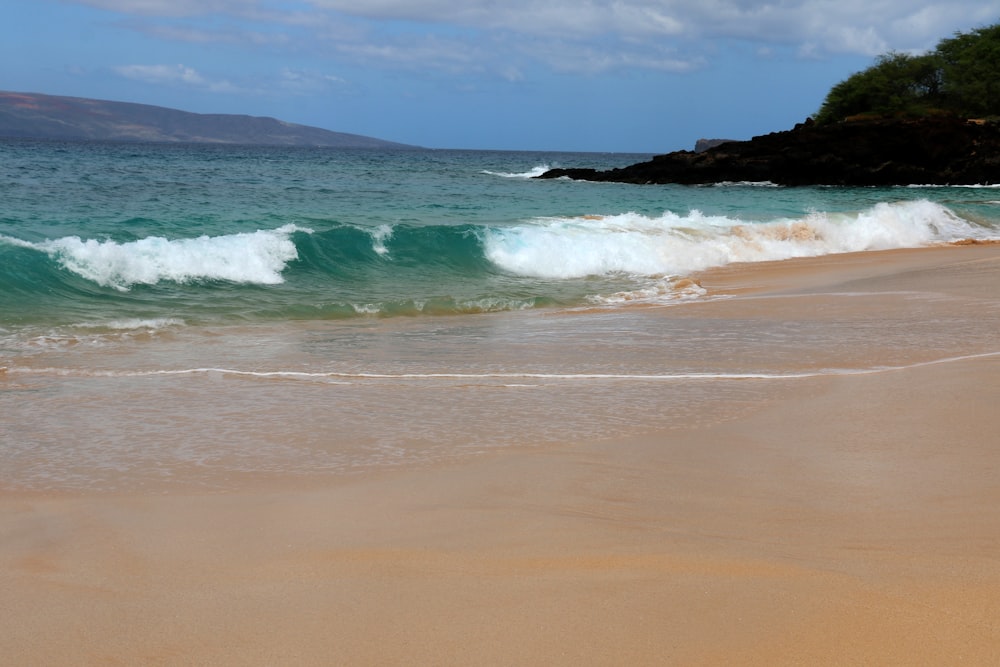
[539,116,1000,186]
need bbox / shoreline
[3,243,1000,664]
[693,240,1000,296]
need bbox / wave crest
[11,224,311,290]
[482,200,993,279]
[483,164,551,179]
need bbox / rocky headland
[538,116,1000,186]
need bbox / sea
[2,139,999,492]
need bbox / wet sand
[3,244,999,665]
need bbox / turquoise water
[2,139,999,492]
[3,139,998,330]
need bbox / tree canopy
[815,22,1000,124]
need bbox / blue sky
[2,1,996,151]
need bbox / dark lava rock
[538,116,1000,186]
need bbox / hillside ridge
[0,91,415,148]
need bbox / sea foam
[483,164,551,178]
[10,224,310,290]
[483,200,992,279]
[368,224,394,256]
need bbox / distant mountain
[694,138,738,153]
[0,91,416,148]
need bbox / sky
[1,1,997,151]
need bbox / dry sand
[3,244,999,665]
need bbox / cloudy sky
[2,1,996,151]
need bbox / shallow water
[5,284,999,492]
[2,140,1000,492]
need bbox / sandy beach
[3,244,999,665]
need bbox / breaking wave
[483,164,551,178]
[483,199,994,279]
[1,224,310,290]
[1,199,996,320]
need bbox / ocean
[2,139,999,492]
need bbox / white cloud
[306,0,688,37]
[79,1,1000,83]
[74,0,256,18]
[72,0,1000,52]
[113,64,244,93]
[525,39,706,75]
[825,25,889,56]
[278,68,346,92]
[137,23,291,47]
[333,35,486,74]
[666,0,994,54]
[303,0,995,51]
[113,63,350,97]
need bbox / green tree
[815,52,942,124]
[815,21,1000,124]
[936,23,1000,117]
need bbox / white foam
[11,224,311,290]
[76,318,186,330]
[906,183,1000,188]
[0,234,37,249]
[482,200,995,280]
[483,164,551,179]
[349,296,537,315]
[710,181,781,187]
[351,303,383,315]
[590,276,707,306]
[9,351,999,382]
[369,224,393,256]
